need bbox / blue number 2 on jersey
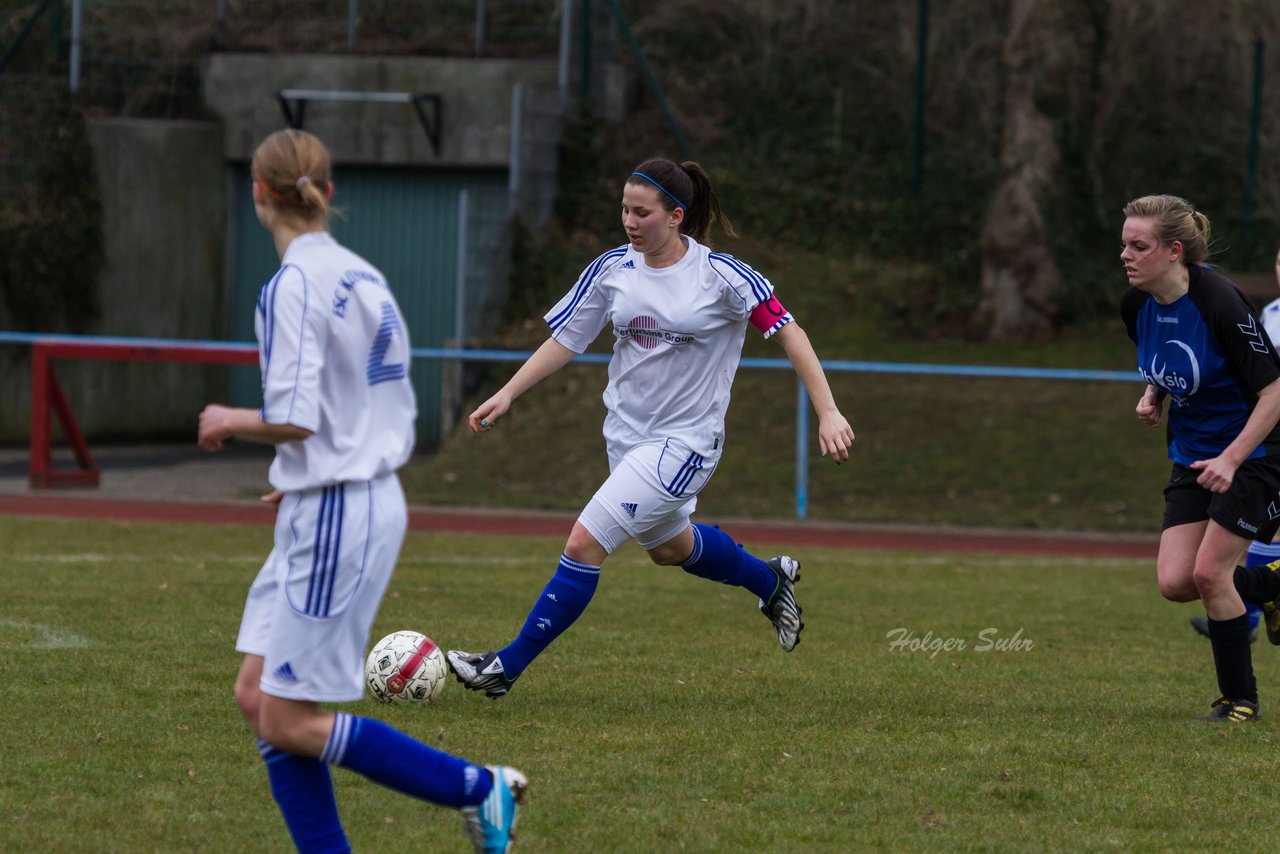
[367,301,407,386]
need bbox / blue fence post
[795,379,809,519]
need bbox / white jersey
[545,236,787,460]
[1261,295,1280,346]
[255,231,416,491]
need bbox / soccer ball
[365,630,448,704]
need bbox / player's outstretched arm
[198,404,313,451]
[469,337,577,433]
[771,322,854,463]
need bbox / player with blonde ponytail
[1122,194,1280,723]
[200,128,527,852]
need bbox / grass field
[4,515,1279,852]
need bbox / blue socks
[680,523,776,601]
[259,740,350,854]
[488,529,772,684]
[1246,602,1262,631]
[498,554,601,680]
[321,713,492,808]
[260,715,494,851]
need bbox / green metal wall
[228,164,509,449]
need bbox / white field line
[0,619,90,649]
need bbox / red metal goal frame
[29,340,257,488]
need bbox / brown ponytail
[251,129,332,220]
[627,158,736,246]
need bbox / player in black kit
[1121,195,1280,722]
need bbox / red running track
[0,493,1157,559]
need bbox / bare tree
[977,0,1074,341]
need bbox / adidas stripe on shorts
[578,437,719,553]
[237,473,407,702]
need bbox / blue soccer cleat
[461,766,528,853]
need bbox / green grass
[402,244,1166,533]
[3,515,1279,852]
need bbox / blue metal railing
[410,346,1137,519]
[0,332,1139,518]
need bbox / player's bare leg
[233,654,266,735]
[1193,522,1259,722]
[257,695,335,757]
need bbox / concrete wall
[203,53,561,167]
[1,53,583,446]
[0,118,226,442]
[89,119,226,340]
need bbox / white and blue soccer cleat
[760,556,803,651]
[461,766,528,854]
[447,649,515,698]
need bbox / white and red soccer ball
[365,630,448,704]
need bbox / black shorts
[1162,455,1280,540]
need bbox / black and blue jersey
[1121,265,1280,466]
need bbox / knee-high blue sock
[321,713,493,809]
[680,523,776,601]
[497,554,600,680]
[1246,602,1262,630]
[258,739,350,854]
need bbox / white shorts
[236,473,407,702]
[578,438,719,554]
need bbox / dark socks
[1206,613,1258,704]
[1233,563,1280,606]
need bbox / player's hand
[198,404,234,452]
[1190,456,1239,493]
[469,392,512,433]
[260,490,283,505]
[818,412,855,464]
[1136,390,1162,426]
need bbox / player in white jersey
[447,158,855,699]
[197,129,525,853]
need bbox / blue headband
[630,171,686,211]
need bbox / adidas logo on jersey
[272,662,298,682]
[620,260,635,269]
[621,502,638,518]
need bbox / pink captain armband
[750,295,793,339]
